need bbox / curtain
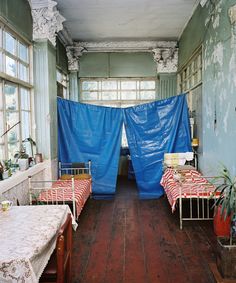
[123,94,191,199]
[58,98,123,198]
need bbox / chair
[40,213,72,283]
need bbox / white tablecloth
[0,205,73,283]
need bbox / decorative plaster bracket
[229,5,236,25]
[66,45,87,71]
[152,47,178,73]
[31,0,65,46]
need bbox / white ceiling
[55,0,199,42]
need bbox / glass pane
[56,69,62,82]
[7,126,19,144]
[0,51,2,72]
[20,88,30,110]
[81,91,98,100]
[21,111,30,140]
[82,81,98,91]
[102,91,118,100]
[19,42,28,62]
[0,145,5,160]
[0,111,4,144]
[5,32,16,55]
[121,81,136,90]
[19,64,28,82]
[140,91,156,100]
[6,56,17,77]
[140,81,155,89]
[8,142,19,159]
[6,112,19,129]
[102,81,117,90]
[5,84,18,110]
[121,91,136,100]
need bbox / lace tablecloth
[0,205,72,283]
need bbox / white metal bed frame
[29,161,92,220]
[178,176,218,230]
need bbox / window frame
[0,20,34,161]
[79,77,158,107]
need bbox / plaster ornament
[66,45,87,71]
[32,0,65,46]
[229,4,236,25]
[152,48,178,73]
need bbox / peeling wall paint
[179,0,236,176]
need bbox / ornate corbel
[31,0,65,46]
[152,47,178,73]
[66,45,87,72]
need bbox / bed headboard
[58,161,91,177]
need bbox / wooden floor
[72,176,217,283]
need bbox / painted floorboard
[72,177,217,283]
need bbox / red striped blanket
[38,179,92,219]
[160,168,216,212]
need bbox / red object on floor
[213,206,231,237]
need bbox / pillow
[60,174,72,180]
[74,174,91,180]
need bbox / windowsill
[0,162,46,194]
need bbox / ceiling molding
[74,41,177,53]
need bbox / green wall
[79,52,157,78]
[179,0,236,176]
[0,0,32,41]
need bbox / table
[0,205,73,283]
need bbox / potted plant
[212,166,236,279]
[14,145,29,171]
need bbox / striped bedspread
[38,179,92,219]
[160,168,216,212]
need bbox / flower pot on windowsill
[18,158,29,171]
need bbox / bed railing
[58,161,91,177]
[178,175,221,230]
[28,176,76,219]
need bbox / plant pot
[216,237,236,279]
[18,158,29,171]
[214,206,231,237]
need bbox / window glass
[8,142,19,159]
[5,84,18,110]
[0,111,4,144]
[19,42,28,62]
[6,56,17,77]
[81,91,98,100]
[121,81,136,90]
[19,63,28,82]
[21,111,30,140]
[140,91,156,100]
[102,81,117,90]
[20,88,30,110]
[5,32,16,55]
[140,81,155,89]
[102,91,118,100]
[82,81,98,91]
[121,91,136,100]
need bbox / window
[177,48,202,94]
[57,69,69,99]
[80,78,157,106]
[80,78,157,146]
[0,23,33,161]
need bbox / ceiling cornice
[74,40,177,53]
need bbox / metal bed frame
[178,176,218,230]
[29,161,92,220]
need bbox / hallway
[72,177,216,283]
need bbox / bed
[160,165,218,229]
[29,161,92,220]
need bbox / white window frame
[79,77,157,107]
[0,20,34,161]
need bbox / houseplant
[14,145,29,171]
[212,166,236,279]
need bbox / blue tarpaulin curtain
[58,98,123,198]
[123,94,191,199]
[58,94,191,199]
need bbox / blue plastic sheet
[123,94,192,199]
[58,98,123,198]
